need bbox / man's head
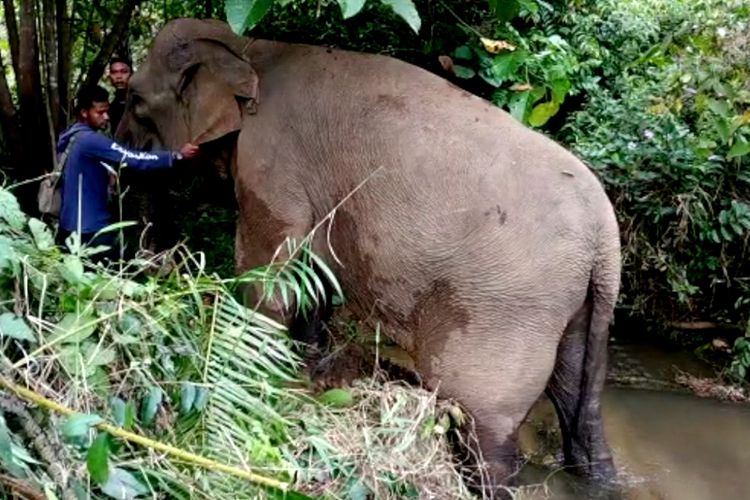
[109,56,132,90]
[75,85,110,130]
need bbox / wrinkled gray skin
[117,18,621,495]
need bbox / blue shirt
[57,123,177,233]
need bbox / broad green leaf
[518,0,538,15]
[490,50,526,84]
[141,386,163,426]
[337,0,366,19]
[111,398,128,428]
[93,280,120,301]
[101,468,149,499]
[193,387,210,411]
[87,433,110,485]
[92,221,136,238]
[224,0,274,34]
[112,332,139,345]
[0,312,36,342]
[488,0,520,23]
[528,101,560,127]
[509,90,532,122]
[28,218,55,251]
[84,344,117,367]
[728,138,750,158]
[453,65,476,79]
[0,188,27,231]
[317,388,354,408]
[708,99,730,117]
[61,413,103,439]
[60,254,84,285]
[380,0,421,34]
[453,45,473,60]
[715,118,732,144]
[120,279,146,298]
[51,312,97,344]
[508,86,543,123]
[180,383,197,414]
[117,313,143,337]
[0,235,18,272]
[88,366,111,398]
[550,78,571,105]
[58,344,86,377]
[0,415,25,478]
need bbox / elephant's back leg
[411,315,561,493]
[545,300,615,481]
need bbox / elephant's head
[115,18,259,151]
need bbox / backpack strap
[53,132,82,177]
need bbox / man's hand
[179,143,199,160]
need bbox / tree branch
[83,0,144,88]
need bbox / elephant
[116,17,622,495]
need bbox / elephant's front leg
[234,188,314,321]
[233,187,333,353]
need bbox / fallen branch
[669,321,741,331]
[0,377,292,493]
[0,473,45,500]
[0,391,77,500]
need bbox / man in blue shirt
[56,84,198,262]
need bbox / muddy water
[379,339,750,499]
[518,342,750,499]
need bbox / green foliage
[440,1,595,127]
[86,433,111,484]
[317,387,355,408]
[224,0,422,35]
[551,0,750,369]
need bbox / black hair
[109,55,132,70]
[75,84,110,113]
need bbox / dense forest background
[0,1,749,498]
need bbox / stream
[517,339,750,499]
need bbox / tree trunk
[56,0,72,127]
[0,50,23,168]
[83,0,143,89]
[41,0,60,133]
[2,0,21,78]
[17,0,52,211]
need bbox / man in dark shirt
[56,84,198,262]
[107,56,132,135]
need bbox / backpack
[37,131,81,217]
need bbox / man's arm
[81,133,197,170]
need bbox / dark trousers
[56,229,120,264]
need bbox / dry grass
[288,371,489,499]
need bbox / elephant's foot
[303,342,374,390]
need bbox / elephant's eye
[131,94,148,118]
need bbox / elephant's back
[255,41,608,206]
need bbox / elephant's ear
[177,39,259,145]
